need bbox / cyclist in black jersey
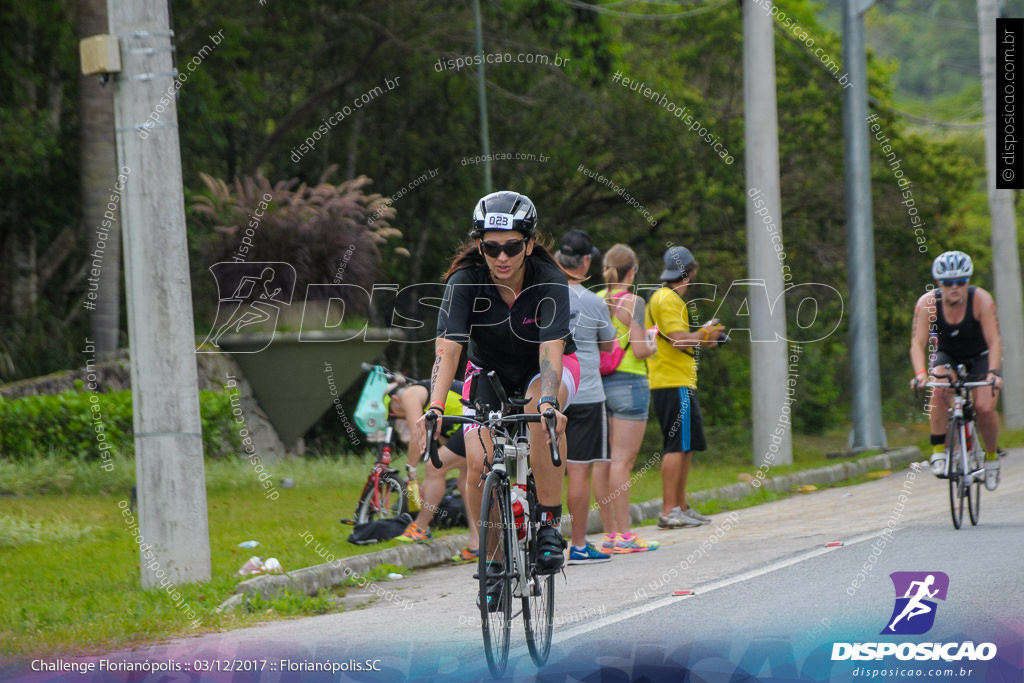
[910,251,1004,490]
[426,191,581,575]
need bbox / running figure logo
[198,262,296,353]
[881,571,949,635]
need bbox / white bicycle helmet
[932,250,973,280]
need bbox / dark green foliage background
[3,0,1022,451]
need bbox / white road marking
[550,528,886,646]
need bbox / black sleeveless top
[934,286,987,358]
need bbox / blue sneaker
[567,542,612,565]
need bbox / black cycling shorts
[931,351,989,382]
[443,426,466,458]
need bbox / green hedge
[0,385,242,460]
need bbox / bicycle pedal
[340,518,357,526]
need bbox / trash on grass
[238,540,260,548]
[236,556,264,576]
[264,557,284,574]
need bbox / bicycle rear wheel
[478,470,513,678]
[522,475,554,666]
[947,421,965,530]
[967,425,982,526]
[355,470,406,525]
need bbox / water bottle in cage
[511,485,528,541]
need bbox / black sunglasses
[940,278,969,287]
[480,239,526,258]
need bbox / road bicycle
[426,371,561,678]
[341,363,409,526]
[926,364,994,530]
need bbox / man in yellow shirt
[646,246,724,528]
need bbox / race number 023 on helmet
[471,191,537,238]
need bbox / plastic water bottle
[510,487,527,541]
[407,479,421,512]
[646,325,658,355]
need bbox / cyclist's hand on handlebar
[987,372,1003,390]
[910,372,928,391]
[418,410,443,444]
[541,407,568,444]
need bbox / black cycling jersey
[934,286,987,359]
[437,256,576,391]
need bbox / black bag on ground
[347,513,412,545]
[432,478,468,529]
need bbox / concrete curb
[217,445,922,611]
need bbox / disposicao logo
[882,571,948,635]
[831,571,997,662]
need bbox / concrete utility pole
[743,0,793,467]
[108,0,211,586]
[978,0,1024,430]
[842,0,886,450]
[471,0,493,193]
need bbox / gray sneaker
[658,507,701,528]
[681,506,712,525]
[985,460,1001,491]
[657,512,685,528]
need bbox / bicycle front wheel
[355,470,406,525]
[522,475,554,666]
[967,427,982,526]
[478,470,513,678]
[947,421,965,530]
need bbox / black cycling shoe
[476,562,505,613]
[535,524,566,575]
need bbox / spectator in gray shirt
[555,230,617,564]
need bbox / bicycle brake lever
[424,413,443,469]
[542,408,562,467]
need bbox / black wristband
[989,369,1001,377]
[537,395,559,412]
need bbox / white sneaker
[929,452,946,477]
[984,460,1000,491]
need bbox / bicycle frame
[424,372,560,675]
[927,366,990,479]
[926,364,991,529]
[485,414,537,602]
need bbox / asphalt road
[11,450,1023,682]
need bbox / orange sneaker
[396,522,432,544]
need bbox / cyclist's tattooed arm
[427,340,461,440]
[537,340,564,405]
